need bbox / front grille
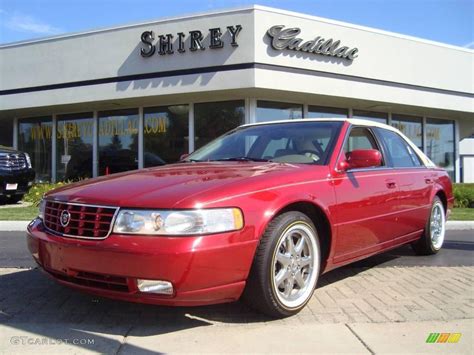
[47,269,129,292]
[44,201,118,239]
[0,153,28,171]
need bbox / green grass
[450,208,474,221]
[0,206,38,221]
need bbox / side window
[343,127,384,167]
[378,129,422,167]
[344,127,379,152]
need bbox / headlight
[24,153,32,168]
[113,208,243,235]
[38,199,46,220]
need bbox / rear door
[374,128,432,236]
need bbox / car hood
[0,145,22,154]
[46,162,328,208]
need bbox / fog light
[28,181,33,186]
[137,279,174,295]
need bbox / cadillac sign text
[267,25,359,61]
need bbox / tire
[411,196,446,255]
[242,211,321,317]
[7,195,23,204]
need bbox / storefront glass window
[98,109,138,175]
[426,118,455,179]
[353,110,388,124]
[307,106,348,119]
[0,118,13,147]
[194,100,245,149]
[256,101,303,122]
[144,105,189,167]
[18,117,52,182]
[56,113,93,181]
[391,114,423,150]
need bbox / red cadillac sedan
[27,119,453,317]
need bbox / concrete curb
[1,220,473,232]
[0,221,30,232]
[446,220,474,230]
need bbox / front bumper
[27,218,257,306]
[0,168,35,196]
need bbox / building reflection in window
[56,113,93,181]
[0,118,13,147]
[353,110,388,124]
[256,101,303,122]
[18,117,52,182]
[307,106,348,119]
[98,109,138,175]
[391,114,423,150]
[194,100,245,149]
[426,118,455,179]
[144,105,189,167]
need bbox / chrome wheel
[430,201,445,250]
[271,223,319,309]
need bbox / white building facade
[0,6,473,182]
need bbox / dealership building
[0,5,473,182]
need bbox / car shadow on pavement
[0,269,230,352]
[442,240,474,251]
[1,268,271,353]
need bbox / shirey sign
[139,25,243,57]
[266,25,359,61]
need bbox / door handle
[425,178,433,184]
[385,179,397,189]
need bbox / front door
[332,126,401,264]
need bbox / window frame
[336,124,390,172]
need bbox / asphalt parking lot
[0,229,473,353]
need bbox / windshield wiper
[213,157,273,162]
[177,158,202,163]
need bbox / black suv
[0,146,35,204]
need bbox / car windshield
[186,121,343,165]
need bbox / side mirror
[179,153,190,161]
[339,149,382,171]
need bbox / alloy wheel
[271,223,319,309]
[430,202,445,250]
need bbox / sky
[0,0,473,48]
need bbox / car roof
[241,118,398,131]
